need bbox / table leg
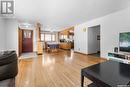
[81,75,84,87]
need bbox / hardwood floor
[16,50,106,87]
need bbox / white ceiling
[15,0,130,30]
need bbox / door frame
[18,28,22,56]
[18,28,33,56]
[87,25,101,55]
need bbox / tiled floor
[19,52,37,59]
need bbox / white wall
[74,6,130,58]
[88,26,100,54]
[74,24,87,54]
[33,28,37,52]
[0,18,6,50]
[4,19,19,54]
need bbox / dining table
[47,42,59,52]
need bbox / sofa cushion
[0,51,18,81]
[0,61,18,81]
[0,51,17,66]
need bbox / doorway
[88,25,100,57]
[18,29,33,56]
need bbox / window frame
[41,33,56,42]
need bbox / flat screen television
[119,32,130,52]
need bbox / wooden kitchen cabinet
[60,43,71,50]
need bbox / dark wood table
[81,60,130,87]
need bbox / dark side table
[81,60,130,87]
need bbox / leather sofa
[0,51,18,87]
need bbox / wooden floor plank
[16,50,106,87]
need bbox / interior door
[22,30,33,53]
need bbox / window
[52,34,56,41]
[63,35,68,39]
[41,34,44,41]
[41,33,56,42]
[45,34,51,41]
[61,35,64,39]
[24,30,31,38]
[60,35,68,39]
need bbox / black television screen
[119,32,130,52]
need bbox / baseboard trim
[74,51,87,55]
[74,51,107,60]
